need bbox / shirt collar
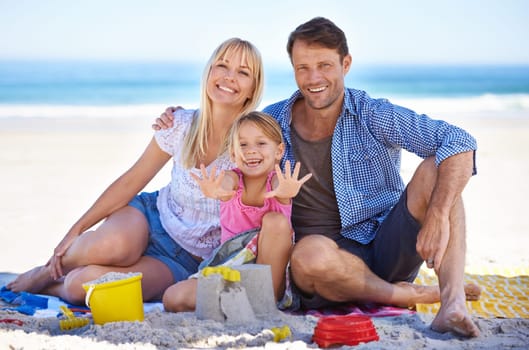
[342,88,356,120]
[283,90,303,126]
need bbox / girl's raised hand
[190,164,235,200]
[264,160,312,200]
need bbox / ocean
[0,60,528,119]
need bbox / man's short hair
[287,17,349,61]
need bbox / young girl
[163,111,311,312]
[7,38,265,305]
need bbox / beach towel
[0,286,55,316]
[0,285,411,322]
[415,266,529,318]
[300,303,414,318]
[0,286,163,319]
[3,265,527,321]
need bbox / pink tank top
[219,168,292,243]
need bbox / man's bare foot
[431,301,480,337]
[395,282,481,307]
[463,282,481,301]
[6,265,54,294]
[395,282,439,307]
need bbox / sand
[1,112,528,349]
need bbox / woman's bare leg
[44,255,174,305]
[8,206,149,293]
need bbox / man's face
[291,40,351,111]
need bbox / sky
[1,0,528,66]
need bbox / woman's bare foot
[431,300,480,337]
[6,265,54,294]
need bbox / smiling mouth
[244,159,262,167]
[218,84,236,93]
[308,86,327,93]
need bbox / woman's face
[206,49,256,109]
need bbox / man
[154,17,480,337]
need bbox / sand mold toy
[312,314,379,348]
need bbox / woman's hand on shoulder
[152,106,182,131]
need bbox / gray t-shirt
[291,126,342,241]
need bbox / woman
[7,38,265,305]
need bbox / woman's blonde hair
[228,111,284,161]
[181,38,264,168]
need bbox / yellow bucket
[82,273,144,325]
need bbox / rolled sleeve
[435,127,477,168]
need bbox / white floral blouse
[154,108,235,259]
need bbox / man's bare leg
[407,156,479,337]
[292,236,455,307]
[430,199,480,337]
[397,281,481,304]
[291,236,480,306]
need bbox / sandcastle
[195,264,279,324]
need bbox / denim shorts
[295,188,423,310]
[128,191,200,283]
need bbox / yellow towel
[414,266,529,318]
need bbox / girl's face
[206,49,256,109]
[234,122,284,177]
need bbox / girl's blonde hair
[228,111,284,161]
[181,38,264,168]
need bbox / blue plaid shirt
[263,88,477,244]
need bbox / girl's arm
[190,164,237,201]
[265,160,312,205]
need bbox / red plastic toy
[312,315,379,348]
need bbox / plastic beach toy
[82,273,144,325]
[59,305,89,330]
[271,325,292,342]
[312,315,379,348]
[0,318,24,326]
[201,266,241,282]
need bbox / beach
[1,0,528,346]
[1,112,529,349]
